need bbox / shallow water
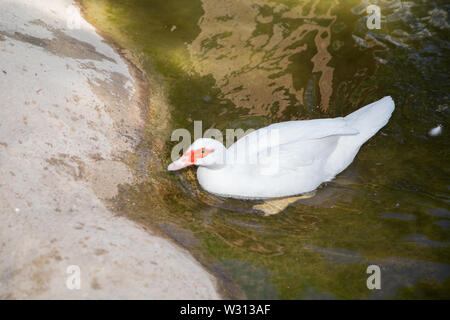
[83,0,450,299]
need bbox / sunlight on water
[82,0,450,299]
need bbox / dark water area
[83,0,450,299]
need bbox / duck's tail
[325,96,395,177]
[345,96,395,144]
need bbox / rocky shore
[0,0,220,299]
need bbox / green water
[82,0,450,299]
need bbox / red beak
[167,150,194,171]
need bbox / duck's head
[168,138,226,171]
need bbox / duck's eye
[201,149,206,154]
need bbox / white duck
[168,96,395,199]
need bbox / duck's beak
[167,157,192,171]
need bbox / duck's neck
[205,148,228,170]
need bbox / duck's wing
[256,135,341,173]
[266,117,358,143]
[228,117,358,157]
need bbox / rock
[0,0,219,299]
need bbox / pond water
[82,0,449,299]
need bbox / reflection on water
[188,0,336,115]
[83,0,450,299]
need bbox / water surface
[83,0,450,299]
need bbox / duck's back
[227,117,359,158]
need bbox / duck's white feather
[266,135,340,171]
[228,117,359,158]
